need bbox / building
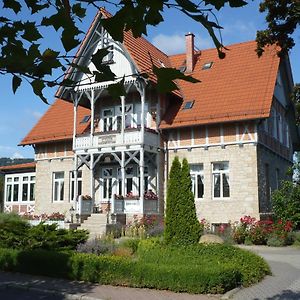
[1,8,299,226]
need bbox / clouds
[151,33,214,55]
[221,20,258,44]
[0,145,33,159]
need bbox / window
[212,162,230,198]
[103,168,113,199]
[275,168,280,190]
[5,178,12,202]
[80,115,90,124]
[103,108,114,131]
[5,174,35,203]
[182,100,195,110]
[70,171,82,201]
[190,164,204,199]
[202,61,213,70]
[102,45,114,64]
[22,175,35,201]
[53,172,64,201]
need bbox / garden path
[233,246,300,300]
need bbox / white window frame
[212,162,230,199]
[70,170,82,202]
[4,173,35,203]
[190,164,204,199]
[53,172,64,202]
[102,167,113,200]
[102,107,115,132]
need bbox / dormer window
[80,115,91,124]
[102,45,114,65]
[183,100,195,110]
[202,62,213,70]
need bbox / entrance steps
[79,213,108,239]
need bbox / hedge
[0,247,240,294]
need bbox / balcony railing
[75,128,159,150]
[113,198,158,214]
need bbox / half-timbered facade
[2,8,299,226]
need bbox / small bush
[77,238,115,255]
[232,216,293,246]
[119,238,140,254]
[267,235,285,247]
[272,181,300,229]
[0,213,88,251]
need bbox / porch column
[73,101,78,150]
[156,152,160,213]
[90,154,95,208]
[73,154,78,210]
[121,96,125,143]
[121,151,125,196]
[90,89,95,144]
[135,77,147,144]
[140,148,144,214]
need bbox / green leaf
[25,0,49,13]
[42,49,59,61]
[72,3,86,18]
[107,77,126,99]
[70,63,91,75]
[31,79,48,104]
[3,0,21,14]
[12,75,21,94]
[91,48,110,70]
[153,66,200,93]
[175,0,199,13]
[22,22,42,42]
[0,17,9,22]
[61,29,80,52]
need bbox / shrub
[77,238,115,255]
[267,235,285,247]
[0,242,270,294]
[164,156,182,244]
[124,215,163,238]
[0,214,88,251]
[164,157,201,245]
[232,216,293,246]
[272,181,300,229]
[0,213,30,249]
[292,231,300,246]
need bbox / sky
[1,0,299,159]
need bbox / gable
[57,8,177,103]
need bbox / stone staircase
[79,213,108,239]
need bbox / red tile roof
[21,9,282,144]
[19,99,90,145]
[160,41,280,128]
[0,162,36,173]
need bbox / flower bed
[232,216,293,246]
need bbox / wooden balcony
[74,128,159,150]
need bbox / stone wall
[167,144,260,224]
[35,158,90,217]
[256,144,292,216]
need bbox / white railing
[112,198,159,214]
[75,128,159,150]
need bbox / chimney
[185,32,195,73]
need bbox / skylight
[183,100,195,110]
[202,62,213,70]
[80,115,91,124]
